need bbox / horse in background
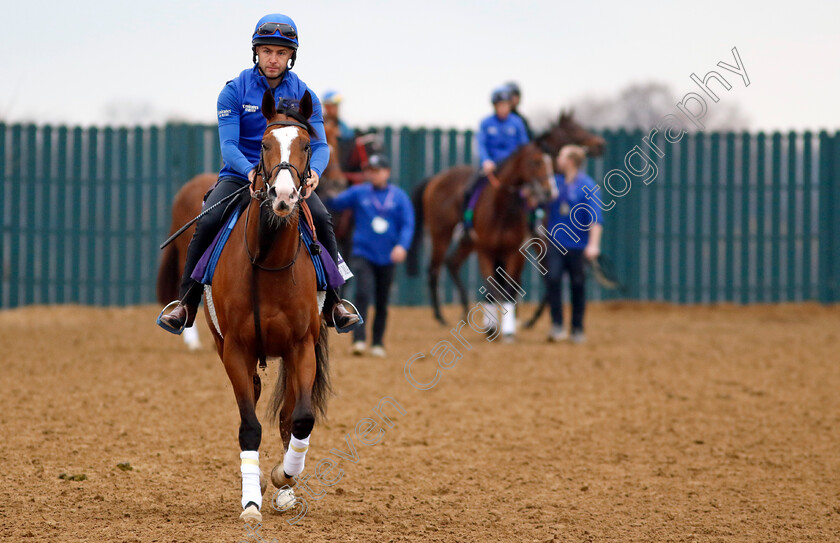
[156,173,217,350]
[407,111,605,332]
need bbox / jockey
[322,90,355,141]
[157,13,361,334]
[504,81,534,140]
[461,86,530,234]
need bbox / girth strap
[251,266,267,370]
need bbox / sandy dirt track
[1,302,839,542]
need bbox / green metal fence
[1,123,838,309]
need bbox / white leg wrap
[183,325,200,350]
[482,303,499,329]
[240,450,262,509]
[282,435,310,477]
[501,303,516,335]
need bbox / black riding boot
[307,193,362,332]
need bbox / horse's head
[504,143,558,208]
[536,110,606,158]
[257,89,317,219]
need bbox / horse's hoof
[239,504,262,523]
[273,487,297,512]
[270,463,294,489]
[260,472,267,495]
[503,334,515,344]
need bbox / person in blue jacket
[544,145,603,344]
[158,13,360,334]
[503,81,534,140]
[326,154,415,357]
[462,86,530,235]
[321,90,355,141]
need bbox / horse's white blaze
[270,126,301,207]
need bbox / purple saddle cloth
[191,208,346,290]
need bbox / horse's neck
[495,149,525,188]
[246,200,301,266]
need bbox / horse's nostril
[268,186,277,200]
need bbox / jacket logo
[243,104,259,113]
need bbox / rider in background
[544,144,603,344]
[325,154,415,358]
[157,13,360,335]
[461,86,530,237]
[322,90,355,141]
[504,81,543,231]
[504,81,534,140]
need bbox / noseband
[253,120,313,201]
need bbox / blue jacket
[337,118,355,141]
[545,172,604,250]
[327,182,415,266]
[217,66,329,181]
[477,113,529,164]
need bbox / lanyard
[369,185,395,215]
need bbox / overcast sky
[2,0,838,131]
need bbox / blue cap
[491,86,514,104]
[322,90,342,105]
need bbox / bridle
[245,118,312,270]
[490,147,557,206]
[245,119,314,369]
[251,119,313,202]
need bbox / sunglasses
[256,22,297,39]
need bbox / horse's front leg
[222,341,264,523]
[445,235,475,321]
[499,250,527,341]
[270,337,317,510]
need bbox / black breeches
[178,177,248,304]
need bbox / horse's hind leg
[222,342,263,523]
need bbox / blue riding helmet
[504,81,521,97]
[322,90,343,105]
[491,86,514,104]
[251,14,299,67]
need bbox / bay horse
[156,173,216,350]
[206,89,329,523]
[408,111,606,330]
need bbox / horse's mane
[272,108,318,139]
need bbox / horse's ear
[261,89,276,120]
[299,91,313,120]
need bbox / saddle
[191,200,348,290]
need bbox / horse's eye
[261,143,268,151]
